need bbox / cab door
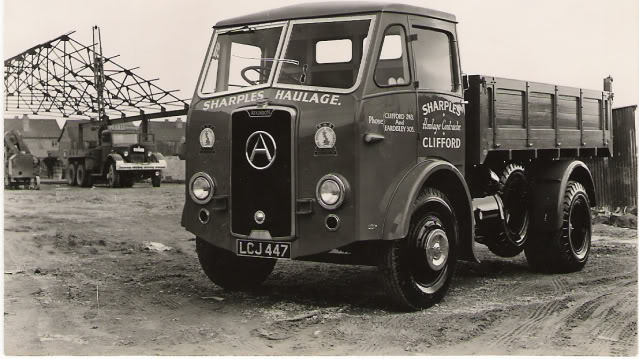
[358,15,418,240]
[409,16,466,174]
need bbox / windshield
[112,133,138,145]
[201,25,284,94]
[199,17,374,96]
[276,18,372,90]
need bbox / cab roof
[215,1,457,28]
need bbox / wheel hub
[425,228,449,271]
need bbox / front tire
[524,181,592,273]
[378,187,458,311]
[107,162,120,188]
[152,173,161,187]
[196,238,276,290]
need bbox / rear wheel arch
[528,160,596,232]
[382,160,476,262]
[567,164,596,207]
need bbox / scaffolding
[4,27,189,124]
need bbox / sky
[2,0,638,124]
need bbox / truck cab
[98,125,157,170]
[183,2,608,310]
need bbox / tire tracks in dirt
[486,298,567,349]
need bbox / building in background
[148,118,186,159]
[4,115,61,158]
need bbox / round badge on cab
[200,127,215,148]
[314,124,336,149]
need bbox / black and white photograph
[2,0,638,355]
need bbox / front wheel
[196,238,276,290]
[107,162,120,188]
[152,174,161,187]
[378,187,458,311]
[524,181,592,273]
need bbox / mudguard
[150,152,165,162]
[105,153,123,175]
[528,160,596,233]
[382,159,477,262]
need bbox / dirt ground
[3,183,637,355]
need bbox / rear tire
[67,164,77,186]
[524,181,592,273]
[196,238,276,290]
[378,187,458,311]
[486,164,531,257]
[76,163,90,187]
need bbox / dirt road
[3,184,637,355]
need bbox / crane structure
[4,27,190,188]
[4,26,189,125]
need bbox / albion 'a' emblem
[245,131,277,170]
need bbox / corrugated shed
[584,105,637,210]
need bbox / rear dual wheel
[525,181,592,273]
[76,163,93,187]
[378,188,458,311]
[486,164,531,257]
[67,163,77,186]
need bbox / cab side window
[101,132,111,143]
[374,25,410,87]
[412,27,454,92]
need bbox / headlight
[123,151,129,157]
[316,174,346,210]
[189,172,215,205]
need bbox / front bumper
[115,160,167,171]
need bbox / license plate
[133,147,145,152]
[236,239,290,259]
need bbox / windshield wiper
[231,54,300,66]
[224,25,257,34]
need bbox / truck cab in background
[64,123,166,188]
[182,2,613,310]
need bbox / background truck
[182,2,614,310]
[64,122,166,188]
[4,129,41,190]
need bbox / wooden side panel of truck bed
[465,75,613,165]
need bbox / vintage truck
[63,122,166,188]
[181,3,613,310]
[4,129,41,190]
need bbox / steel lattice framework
[4,28,189,122]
